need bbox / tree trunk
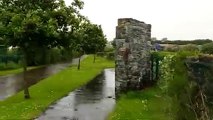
[23,51,30,99]
[77,56,81,70]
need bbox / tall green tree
[81,23,107,62]
[71,18,90,70]
[82,24,107,53]
[0,0,84,99]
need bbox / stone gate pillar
[115,18,151,92]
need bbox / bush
[60,48,73,61]
[154,39,212,45]
[201,42,213,54]
[164,45,179,52]
[104,46,114,52]
[27,47,73,65]
[96,52,106,57]
[6,61,21,70]
[49,48,62,64]
[0,63,6,70]
[72,51,84,58]
[180,44,199,52]
[158,51,200,120]
[2,47,74,66]
[107,52,114,60]
[0,61,21,70]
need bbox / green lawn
[0,66,42,76]
[0,55,114,119]
[109,86,172,120]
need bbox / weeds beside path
[0,55,114,119]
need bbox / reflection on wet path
[37,69,115,120]
[0,56,87,101]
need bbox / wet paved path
[37,69,115,120]
[0,55,87,100]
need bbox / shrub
[96,52,106,57]
[180,44,199,52]
[0,63,6,70]
[158,54,175,93]
[158,51,199,120]
[107,52,114,60]
[0,61,21,70]
[49,48,62,63]
[6,61,21,70]
[164,45,179,52]
[104,46,114,52]
[72,51,81,58]
[60,48,73,61]
[201,42,213,54]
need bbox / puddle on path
[37,69,115,120]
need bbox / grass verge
[0,66,42,76]
[108,86,172,120]
[0,55,114,119]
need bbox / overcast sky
[65,0,213,41]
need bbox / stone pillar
[115,18,151,92]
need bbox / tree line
[153,39,212,45]
[0,0,107,99]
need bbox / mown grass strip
[0,55,114,119]
[108,86,172,120]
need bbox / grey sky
[65,0,213,40]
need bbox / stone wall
[115,18,152,92]
[185,55,213,119]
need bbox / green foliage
[96,52,106,57]
[111,39,116,48]
[158,55,175,93]
[185,55,213,119]
[104,45,114,52]
[151,51,174,81]
[154,39,212,45]
[0,0,86,64]
[111,51,209,120]
[49,48,62,63]
[72,50,82,58]
[0,55,21,64]
[106,52,114,60]
[201,42,213,54]
[151,51,174,60]
[0,48,22,70]
[158,51,199,120]
[0,63,6,70]
[180,44,199,52]
[0,55,114,119]
[60,48,73,61]
[164,45,180,52]
[81,24,107,54]
[0,0,107,67]
[0,61,21,70]
[0,39,5,45]
[26,47,75,66]
[0,45,7,54]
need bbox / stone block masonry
[115,18,152,93]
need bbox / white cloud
[65,0,213,40]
